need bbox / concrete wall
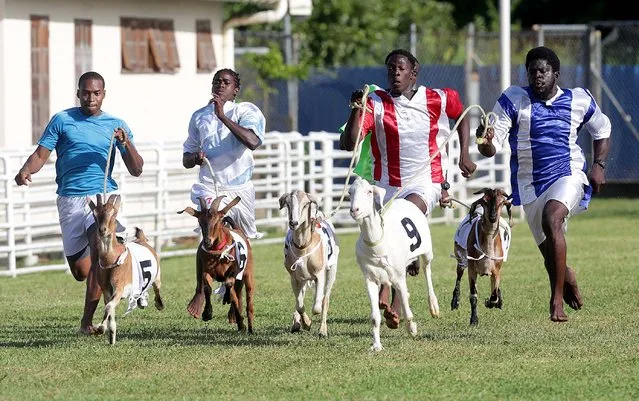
[0,0,229,149]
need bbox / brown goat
[450,188,512,325]
[179,195,255,334]
[88,194,164,345]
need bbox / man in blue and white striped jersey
[477,46,611,322]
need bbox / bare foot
[549,302,568,322]
[383,308,400,329]
[378,286,391,311]
[187,292,205,319]
[563,268,583,310]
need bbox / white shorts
[378,180,441,217]
[191,181,263,239]
[57,193,127,257]
[522,175,585,246]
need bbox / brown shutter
[31,15,49,144]
[196,19,216,73]
[74,19,92,82]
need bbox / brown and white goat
[279,190,339,338]
[450,188,512,325]
[88,194,164,345]
[179,196,255,334]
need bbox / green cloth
[340,84,382,183]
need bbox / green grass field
[1,198,638,401]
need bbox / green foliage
[244,44,309,94]
[298,0,465,66]
[1,198,639,401]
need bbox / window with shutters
[74,19,92,84]
[196,20,217,73]
[121,17,179,73]
[31,15,49,144]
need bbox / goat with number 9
[348,177,439,352]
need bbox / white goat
[279,190,339,338]
[348,177,439,352]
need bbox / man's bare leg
[540,200,570,322]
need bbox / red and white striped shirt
[360,85,464,187]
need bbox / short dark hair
[525,46,560,72]
[385,49,419,68]
[213,68,241,89]
[78,71,105,89]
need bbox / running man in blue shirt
[14,71,144,333]
[477,47,611,322]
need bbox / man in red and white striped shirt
[341,49,476,328]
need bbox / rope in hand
[103,129,118,197]
[324,84,372,221]
[379,105,497,216]
[201,156,219,198]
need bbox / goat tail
[134,227,148,243]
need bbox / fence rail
[0,131,512,277]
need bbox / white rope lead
[325,84,372,220]
[103,129,118,197]
[201,157,219,198]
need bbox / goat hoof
[370,344,383,352]
[291,322,301,333]
[318,331,328,339]
[451,296,459,310]
[155,296,165,311]
[470,317,478,326]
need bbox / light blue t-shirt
[37,107,134,196]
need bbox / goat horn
[96,193,103,207]
[198,197,208,212]
[220,196,241,216]
[211,196,226,212]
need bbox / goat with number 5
[279,190,340,338]
[88,194,164,345]
[348,177,439,352]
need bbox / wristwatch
[441,181,450,191]
[593,159,606,169]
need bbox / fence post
[321,137,333,217]
[5,157,17,277]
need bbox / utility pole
[284,12,298,132]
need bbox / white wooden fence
[0,131,513,277]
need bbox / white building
[0,0,309,150]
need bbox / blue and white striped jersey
[490,86,611,207]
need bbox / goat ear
[87,196,97,212]
[279,193,288,210]
[504,199,514,227]
[472,187,491,196]
[469,198,483,217]
[220,196,241,216]
[110,195,121,211]
[178,207,199,217]
[372,185,386,211]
